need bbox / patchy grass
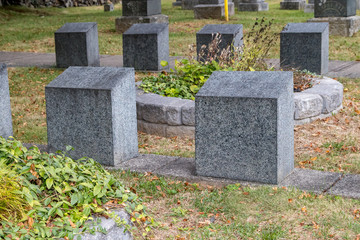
[0,0,359,60]
[112,171,360,239]
[8,67,360,174]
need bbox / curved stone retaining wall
[136,77,343,139]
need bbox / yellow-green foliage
[0,160,29,222]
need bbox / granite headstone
[195,71,294,184]
[314,0,356,17]
[280,0,306,10]
[237,0,269,11]
[122,0,161,16]
[196,24,243,62]
[0,63,13,139]
[280,22,329,75]
[55,22,100,68]
[46,67,138,166]
[123,23,169,71]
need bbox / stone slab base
[237,2,269,11]
[115,14,169,34]
[308,16,360,37]
[137,120,195,139]
[304,3,314,13]
[194,3,235,19]
[280,1,305,10]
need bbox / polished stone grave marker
[195,71,294,184]
[115,0,169,33]
[123,23,169,71]
[280,22,329,75]
[46,67,138,166]
[196,24,243,62]
[0,63,13,139]
[236,0,269,11]
[55,22,100,68]
[194,0,235,19]
[280,0,306,10]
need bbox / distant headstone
[357,0,360,9]
[46,67,138,166]
[123,23,169,71]
[172,0,182,6]
[195,71,294,184]
[314,0,356,17]
[280,22,329,75]
[237,0,269,11]
[304,0,314,12]
[55,22,100,68]
[280,0,306,10]
[0,63,13,139]
[104,3,114,11]
[115,0,169,33]
[182,0,199,9]
[194,0,235,19]
[196,24,243,62]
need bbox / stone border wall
[136,77,343,139]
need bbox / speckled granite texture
[123,23,169,71]
[195,71,294,184]
[280,22,329,75]
[45,67,138,166]
[314,0,356,17]
[122,0,161,16]
[196,24,243,61]
[0,63,13,139]
[55,22,100,68]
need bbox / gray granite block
[199,0,224,3]
[123,23,169,71]
[181,101,195,126]
[166,99,188,126]
[182,0,199,9]
[314,0,356,17]
[122,0,161,16]
[195,71,294,184]
[237,1,269,11]
[79,209,132,240]
[104,3,114,11]
[0,63,13,139]
[307,15,360,37]
[166,125,195,139]
[280,168,342,193]
[173,0,182,6]
[46,67,138,166]
[196,24,243,61]
[294,93,323,119]
[55,22,100,68]
[328,174,360,198]
[115,14,169,34]
[303,78,343,113]
[280,22,329,75]
[117,154,178,172]
[280,0,305,9]
[137,120,167,136]
[194,3,235,20]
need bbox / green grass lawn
[0,0,359,60]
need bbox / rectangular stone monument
[0,63,13,139]
[195,71,294,184]
[182,0,199,9]
[122,0,161,16]
[280,22,329,75]
[237,0,269,11]
[55,22,100,68]
[172,0,182,6]
[45,67,138,166]
[280,0,306,10]
[314,0,356,17]
[194,1,235,19]
[115,0,169,33]
[104,3,114,11]
[196,24,243,62]
[123,23,169,71]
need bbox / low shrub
[0,137,152,239]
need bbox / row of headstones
[176,0,360,12]
[55,21,329,74]
[0,63,294,185]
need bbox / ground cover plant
[0,0,359,60]
[0,137,152,239]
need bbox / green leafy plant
[0,137,152,239]
[140,18,278,100]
